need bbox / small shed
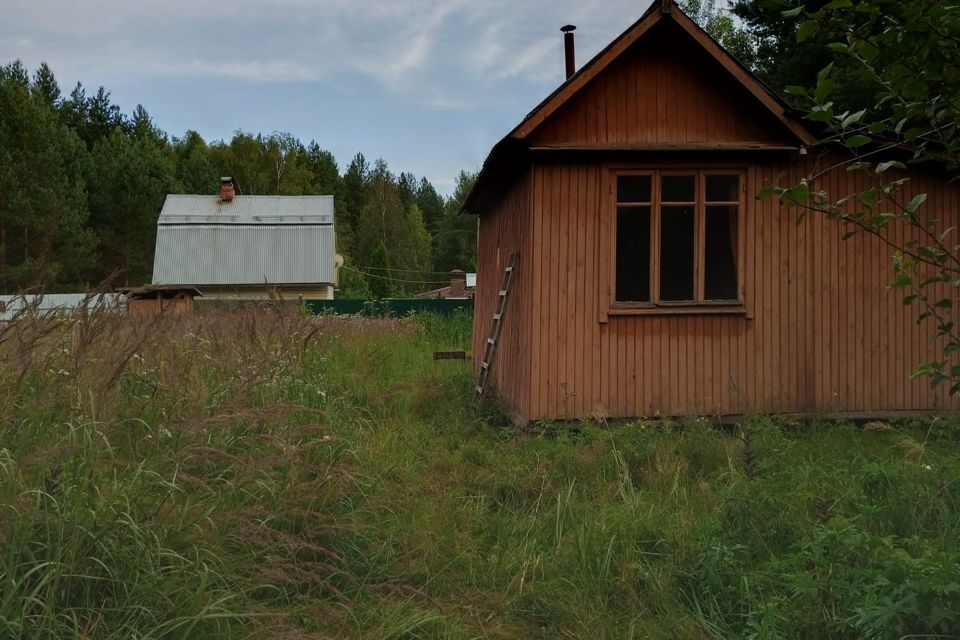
[123,285,201,318]
[465,0,960,423]
[415,270,477,299]
[152,180,337,300]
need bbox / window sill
[608,302,746,316]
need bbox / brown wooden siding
[473,173,533,418]
[519,155,960,420]
[529,22,794,149]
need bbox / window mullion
[651,170,661,304]
[695,171,705,302]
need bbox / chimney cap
[220,176,233,184]
[561,24,576,32]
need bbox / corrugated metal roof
[0,294,125,321]
[152,195,337,287]
[158,195,334,224]
[153,225,336,286]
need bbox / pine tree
[434,171,478,273]
[367,241,395,299]
[0,61,95,289]
[31,62,61,108]
[406,203,433,293]
[415,177,444,234]
[173,130,218,194]
[86,127,177,285]
[341,153,369,258]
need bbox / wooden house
[152,179,338,301]
[465,0,960,423]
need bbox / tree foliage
[0,60,477,295]
[732,0,875,110]
[0,61,94,289]
[367,241,395,299]
[682,0,757,67]
[759,0,960,393]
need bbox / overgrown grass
[1,306,959,639]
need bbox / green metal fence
[304,298,473,317]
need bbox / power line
[356,265,469,276]
[339,265,450,286]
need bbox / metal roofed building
[152,188,338,300]
[0,293,125,321]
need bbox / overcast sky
[2,0,654,193]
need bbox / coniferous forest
[0,60,477,296]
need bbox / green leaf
[807,107,834,123]
[846,135,871,148]
[890,273,912,289]
[814,79,835,102]
[797,20,818,43]
[857,39,879,61]
[906,193,928,216]
[876,160,906,173]
[857,190,878,208]
[841,109,866,129]
[785,182,811,204]
[784,85,809,97]
[757,186,783,198]
[817,62,834,84]
[934,298,954,309]
[782,6,804,18]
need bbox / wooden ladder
[475,252,518,402]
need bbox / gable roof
[158,194,334,225]
[463,0,816,214]
[152,194,337,287]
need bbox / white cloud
[149,59,323,83]
[2,0,650,95]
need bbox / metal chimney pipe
[561,24,576,79]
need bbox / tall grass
[1,306,958,638]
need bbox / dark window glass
[704,205,739,300]
[615,206,651,302]
[617,175,651,203]
[659,205,695,300]
[706,175,739,202]
[661,175,695,202]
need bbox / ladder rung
[476,252,517,403]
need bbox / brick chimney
[449,269,466,297]
[219,177,235,202]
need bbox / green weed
[0,308,958,638]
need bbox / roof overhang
[121,285,203,299]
